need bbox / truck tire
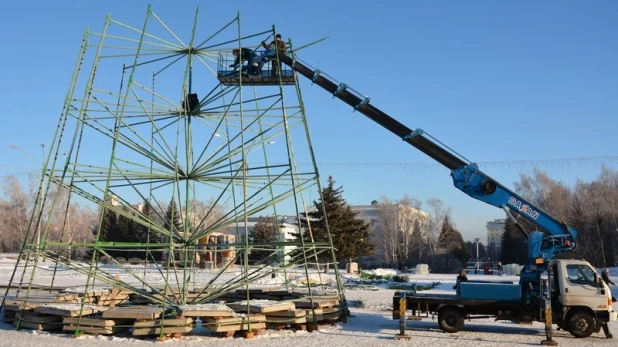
[438,307,464,333]
[568,311,595,338]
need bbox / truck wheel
[438,307,464,333]
[568,311,595,338]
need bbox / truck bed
[393,291,524,318]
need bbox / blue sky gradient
[1,0,616,242]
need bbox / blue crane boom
[278,53,577,268]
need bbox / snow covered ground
[0,255,616,347]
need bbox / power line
[2,155,617,179]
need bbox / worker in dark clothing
[601,268,617,302]
[601,268,615,338]
[453,269,468,290]
[229,48,260,75]
[602,268,616,287]
[261,34,286,76]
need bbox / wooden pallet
[205,322,267,333]
[179,303,235,318]
[132,317,193,337]
[293,297,339,309]
[63,317,132,335]
[102,306,162,320]
[34,303,107,317]
[227,300,296,313]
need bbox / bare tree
[0,176,32,252]
[425,198,451,268]
[375,196,399,267]
[190,198,226,234]
[375,195,429,269]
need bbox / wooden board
[202,322,266,333]
[202,313,265,325]
[55,294,79,302]
[264,308,323,318]
[3,311,16,323]
[179,304,235,317]
[227,300,296,313]
[133,317,193,328]
[63,325,126,335]
[102,306,161,320]
[3,300,37,311]
[293,298,339,309]
[19,321,63,331]
[63,317,132,327]
[16,312,64,324]
[313,311,342,322]
[265,316,306,324]
[132,325,193,336]
[34,304,106,317]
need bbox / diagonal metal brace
[402,128,424,141]
[333,83,347,98]
[353,97,370,112]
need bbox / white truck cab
[552,259,617,337]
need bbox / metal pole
[474,238,480,273]
[541,265,558,345]
[37,143,44,262]
[394,291,411,340]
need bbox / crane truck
[268,50,617,338]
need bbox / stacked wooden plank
[55,289,131,307]
[229,288,304,301]
[202,313,266,335]
[293,295,343,323]
[1,286,347,338]
[132,317,194,337]
[293,296,339,309]
[102,305,162,320]
[264,308,324,325]
[226,299,296,314]
[179,303,235,318]
[33,303,108,317]
[7,303,107,331]
[2,300,37,324]
[16,311,64,331]
[62,316,133,335]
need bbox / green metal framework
[2,6,344,333]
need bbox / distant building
[486,219,506,258]
[349,200,429,268]
[227,215,303,264]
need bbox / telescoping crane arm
[278,53,577,262]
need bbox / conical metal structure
[2,6,344,332]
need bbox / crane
[276,52,577,292]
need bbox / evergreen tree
[97,206,136,259]
[97,207,116,242]
[308,176,374,264]
[437,215,469,265]
[164,198,183,240]
[500,218,529,265]
[248,216,279,263]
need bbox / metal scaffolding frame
[2,6,345,334]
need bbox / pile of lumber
[132,317,194,337]
[2,300,37,324]
[55,289,131,307]
[2,286,346,337]
[62,316,132,335]
[202,313,266,336]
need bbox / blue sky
[1,0,617,242]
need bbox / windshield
[566,264,596,286]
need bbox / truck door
[560,263,606,309]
